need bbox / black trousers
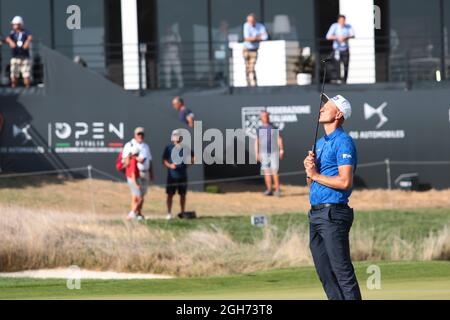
[333,49,350,82]
[309,205,362,300]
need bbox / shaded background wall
[0,46,449,189]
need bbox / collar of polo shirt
[324,127,344,141]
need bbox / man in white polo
[122,127,154,219]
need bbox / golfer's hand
[303,151,315,167]
[279,149,284,160]
[304,151,318,179]
[170,163,177,170]
[305,165,318,180]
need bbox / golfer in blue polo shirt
[303,94,362,300]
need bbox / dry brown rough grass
[0,176,449,217]
[0,206,448,276]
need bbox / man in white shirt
[122,127,154,219]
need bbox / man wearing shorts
[122,127,153,218]
[5,16,33,88]
[123,127,154,216]
[255,111,284,196]
[163,129,194,220]
[125,145,146,221]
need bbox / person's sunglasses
[136,132,144,137]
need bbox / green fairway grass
[1,261,449,300]
[139,208,450,244]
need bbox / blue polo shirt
[243,22,268,50]
[179,106,194,125]
[310,127,357,206]
[9,29,32,58]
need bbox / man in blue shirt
[163,129,194,220]
[172,96,194,128]
[303,94,361,300]
[326,15,355,83]
[243,13,268,86]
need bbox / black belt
[311,203,349,211]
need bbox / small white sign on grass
[251,215,268,227]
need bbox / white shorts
[260,153,279,174]
[10,57,31,79]
[127,177,148,197]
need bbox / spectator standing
[243,13,268,87]
[124,145,144,221]
[122,127,154,219]
[255,111,284,197]
[161,25,183,89]
[172,96,194,128]
[5,16,33,88]
[326,15,355,84]
[163,129,194,220]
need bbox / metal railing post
[385,158,392,190]
[439,0,446,81]
[87,165,96,214]
[405,49,411,90]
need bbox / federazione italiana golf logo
[242,105,311,139]
[49,121,125,153]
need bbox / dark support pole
[207,0,214,87]
[50,0,55,49]
[439,0,446,81]
[260,0,265,24]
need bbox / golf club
[311,58,331,155]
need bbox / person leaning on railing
[243,13,268,87]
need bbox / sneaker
[166,213,173,220]
[263,190,273,196]
[127,211,137,220]
[136,215,146,222]
[274,190,281,197]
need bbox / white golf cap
[171,129,181,141]
[134,127,145,135]
[11,16,24,25]
[330,95,352,120]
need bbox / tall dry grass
[0,206,448,277]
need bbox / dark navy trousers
[309,205,362,300]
